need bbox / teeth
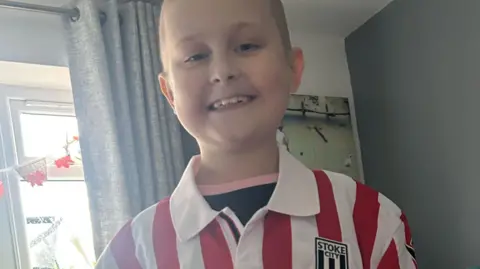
[212,96,251,110]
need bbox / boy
[95,0,417,268]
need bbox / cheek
[173,87,205,120]
[173,94,204,138]
[171,68,204,92]
[170,71,209,136]
[248,57,292,119]
[171,69,207,109]
[247,51,292,94]
[250,62,292,102]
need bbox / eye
[184,53,208,63]
[236,43,260,53]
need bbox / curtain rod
[0,0,79,20]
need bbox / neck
[196,140,279,185]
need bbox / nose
[210,53,240,84]
[212,74,235,83]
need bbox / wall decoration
[280,94,361,180]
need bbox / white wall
[290,32,364,182]
[0,1,68,66]
[0,61,71,91]
[291,32,353,98]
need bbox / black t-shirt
[203,183,277,226]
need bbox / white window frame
[8,98,84,180]
[0,83,80,269]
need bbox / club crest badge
[315,237,349,269]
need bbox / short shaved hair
[269,0,292,52]
[158,0,292,72]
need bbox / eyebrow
[175,33,204,47]
[175,21,260,47]
[229,21,259,32]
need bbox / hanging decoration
[0,135,81,199]
[0,157,48,197]
[15,158,48,187]
[0,180,4,199]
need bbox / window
[20,113,79,159]
[9,99,95,269]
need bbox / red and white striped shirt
[95,149,417,269]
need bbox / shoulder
[95,198,174,269]
[132,197,172,226]
[128,197,176,243]
[109,197,173,244]
[312,170,403,221]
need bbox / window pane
[20,181,95,269]
[20,113,79,159]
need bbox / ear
[159,72,175,110]
[289,47,304,94]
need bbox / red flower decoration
[55,155,75,168]
[73,136,79,141]
[26,171,46,187]
[0,181,4,198]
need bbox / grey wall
[0,0,68,66]
[346,0,480,268]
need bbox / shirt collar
[169,148,320,242]
[267,148,320,216]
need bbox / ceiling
[283,0,393,37]
[4,0,393,37]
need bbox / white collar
[169,148,320,242]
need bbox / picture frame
[279,94,362,180]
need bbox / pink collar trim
[197,173,279,196]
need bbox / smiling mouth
[208,95,256,111]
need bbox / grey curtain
[63,0,185,257]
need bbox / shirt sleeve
[94,220,142,269]
[377,213,417,269]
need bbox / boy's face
[160,0,304,150]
